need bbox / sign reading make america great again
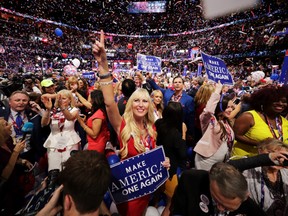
[108,146,169,204]
[201,51,233,85]
[137,53,162,73]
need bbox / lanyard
[264,114,283,141]
[51,107,71,132]
[222,120,233,150]
[141,133,153,151]
[9,113,26,134]
[171,93,182,102]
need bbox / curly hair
[120,88,156,159]
[249,85,288,112]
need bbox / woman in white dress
[41,89,81,172]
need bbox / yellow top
[232,110,288,157]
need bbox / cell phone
[233,98,241,105]
[283,159,288,166]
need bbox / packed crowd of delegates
[0,1,288,215]
[0,0,287,73]
[1,33,288,215]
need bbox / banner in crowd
[113,60,133,73]
[201,52,233,85]
[82,71,96,86]
[197,62,203,77]
[108,146,169,204]
[137,54,162,73]
[279,50,288,84]
[189,47,200,60]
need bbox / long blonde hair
[151,90,164,115]
[120,88,157,159]
[194,83,215,106]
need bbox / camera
[233,98,241,105]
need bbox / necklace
[262,168,283,198]
[263,114,283,141]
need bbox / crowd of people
[0,28,288,216]
[0,1,288,216]
[0,0,287,74]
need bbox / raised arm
[1,140,25,180]
[75,91,92,109]
[199,81,221,133]
[92,30,122,135]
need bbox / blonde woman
[151,89,164,121]
[194,83,215,143]
[0,118,33,215]
[92,30,170,216]
[41,89,81,172]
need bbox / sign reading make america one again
[108,146,169,204]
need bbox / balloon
[107,154,120,166]
[61,53,68,59]
[187,147,194,160]
[270,73,279,81]
[157,206,165,215]
[158,198,166,207]
[251,71,265,83]
[127,43,133,49]
[72,58,80,68]
[55,28,63,37]
[145,206,160,216]
[63,64,77,76]
[110,202,118,214]
[103,191,112,208]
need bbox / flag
[279,50,288,84]
[197,63,203,77]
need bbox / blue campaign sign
[137,53,162,73]
[279,50,288,84]
[108,146,169,204]
[201,52,233,85]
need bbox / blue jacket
[147,79,195,136]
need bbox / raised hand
[14,140,26,153]
[92,30,109,72]
[215,80,223,94]
[41,96,52,110]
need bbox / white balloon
[145,206,160,216]
[251,71,265,83]
[72,58,80,68]
[157,206,165,215]
[110,202,118,214]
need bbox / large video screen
[127,1,167,14]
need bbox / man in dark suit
[171,160,269,216]
[0,90,48,163]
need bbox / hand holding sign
[215,81,223,94]
[161,157,170,170]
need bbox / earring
[261,105,263,112]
